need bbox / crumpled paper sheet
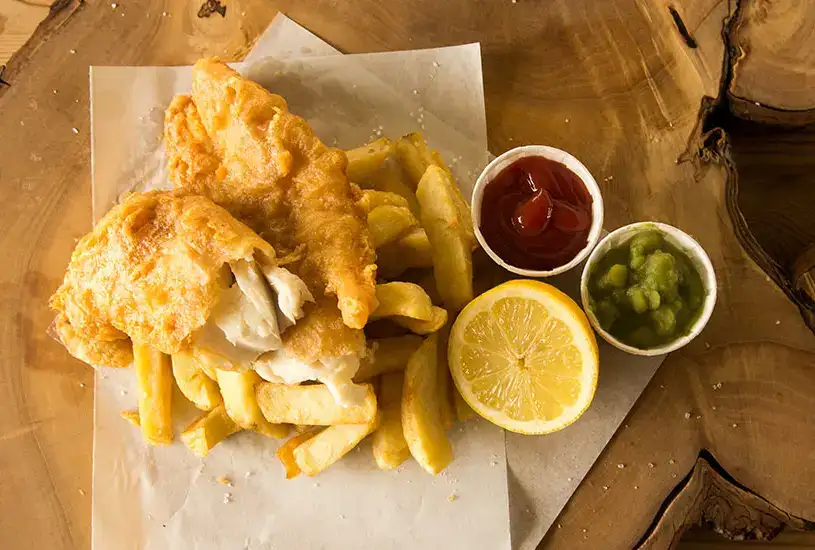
[90,15,507,550]
[88,14,664,550]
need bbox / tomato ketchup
[479,156,593,271]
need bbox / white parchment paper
[89,14,664,550]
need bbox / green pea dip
[587,229,706,349]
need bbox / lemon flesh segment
[449,280,599,435]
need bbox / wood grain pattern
[728,0,815,124]
[0,0,50,65]
[1,1,814,549]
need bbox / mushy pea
[588,230,705,349]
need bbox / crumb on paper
[70,49,76,54]
[217,476,234,487]
[602,485,608,491]
[338,514,346,520]
[223,492,232,504]
[684,412,691,420]
[119,389,127,396]
[616,463,625,469]
[313,482,320,488]
[648,462,655,468]
[433,61,440,68]
[557,523,562,529]
[567,477,573,482]
[72,127,79,134]
[732,423,738,428]
[111,2,117,8]
[447,493,458,502]
[79,382,86,388]
[713,382,722,390]
[244,471,253,479]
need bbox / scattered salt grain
[223,492,232,504]
[684,412,691,420]
[616,463,625,469]
[72,127,79,134]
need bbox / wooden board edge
[635,451,815,549]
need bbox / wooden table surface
[2,1,814,549]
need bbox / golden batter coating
[164,58,377,360]
[50,190,277,355]
[53,313,133,368]
[172,59,376,326]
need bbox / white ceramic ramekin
[579,222,717,356]
[471,145,604,277]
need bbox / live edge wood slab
[1,1,813,549]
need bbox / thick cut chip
[370,282,434,321]
[357,189,410,213]
[293,416,380,476]
[133,343,174,445]
[346,138,393,183]
[276,430,320,479]
[353,335,423,382]
[401,334,453,474]
[367,205,418,248]
[417,165,474,312]
[171,350,222,410]
[181,404,242,457]
[393,306,448,335]
[376,229,434,279]
[372,372,411,470]
[255,382,377,425]
[216,369,289,438]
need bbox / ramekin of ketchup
[472,146,604,277]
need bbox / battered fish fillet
[50,191,291,359]
[164,59,377,362]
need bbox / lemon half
[449,280,599,435]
